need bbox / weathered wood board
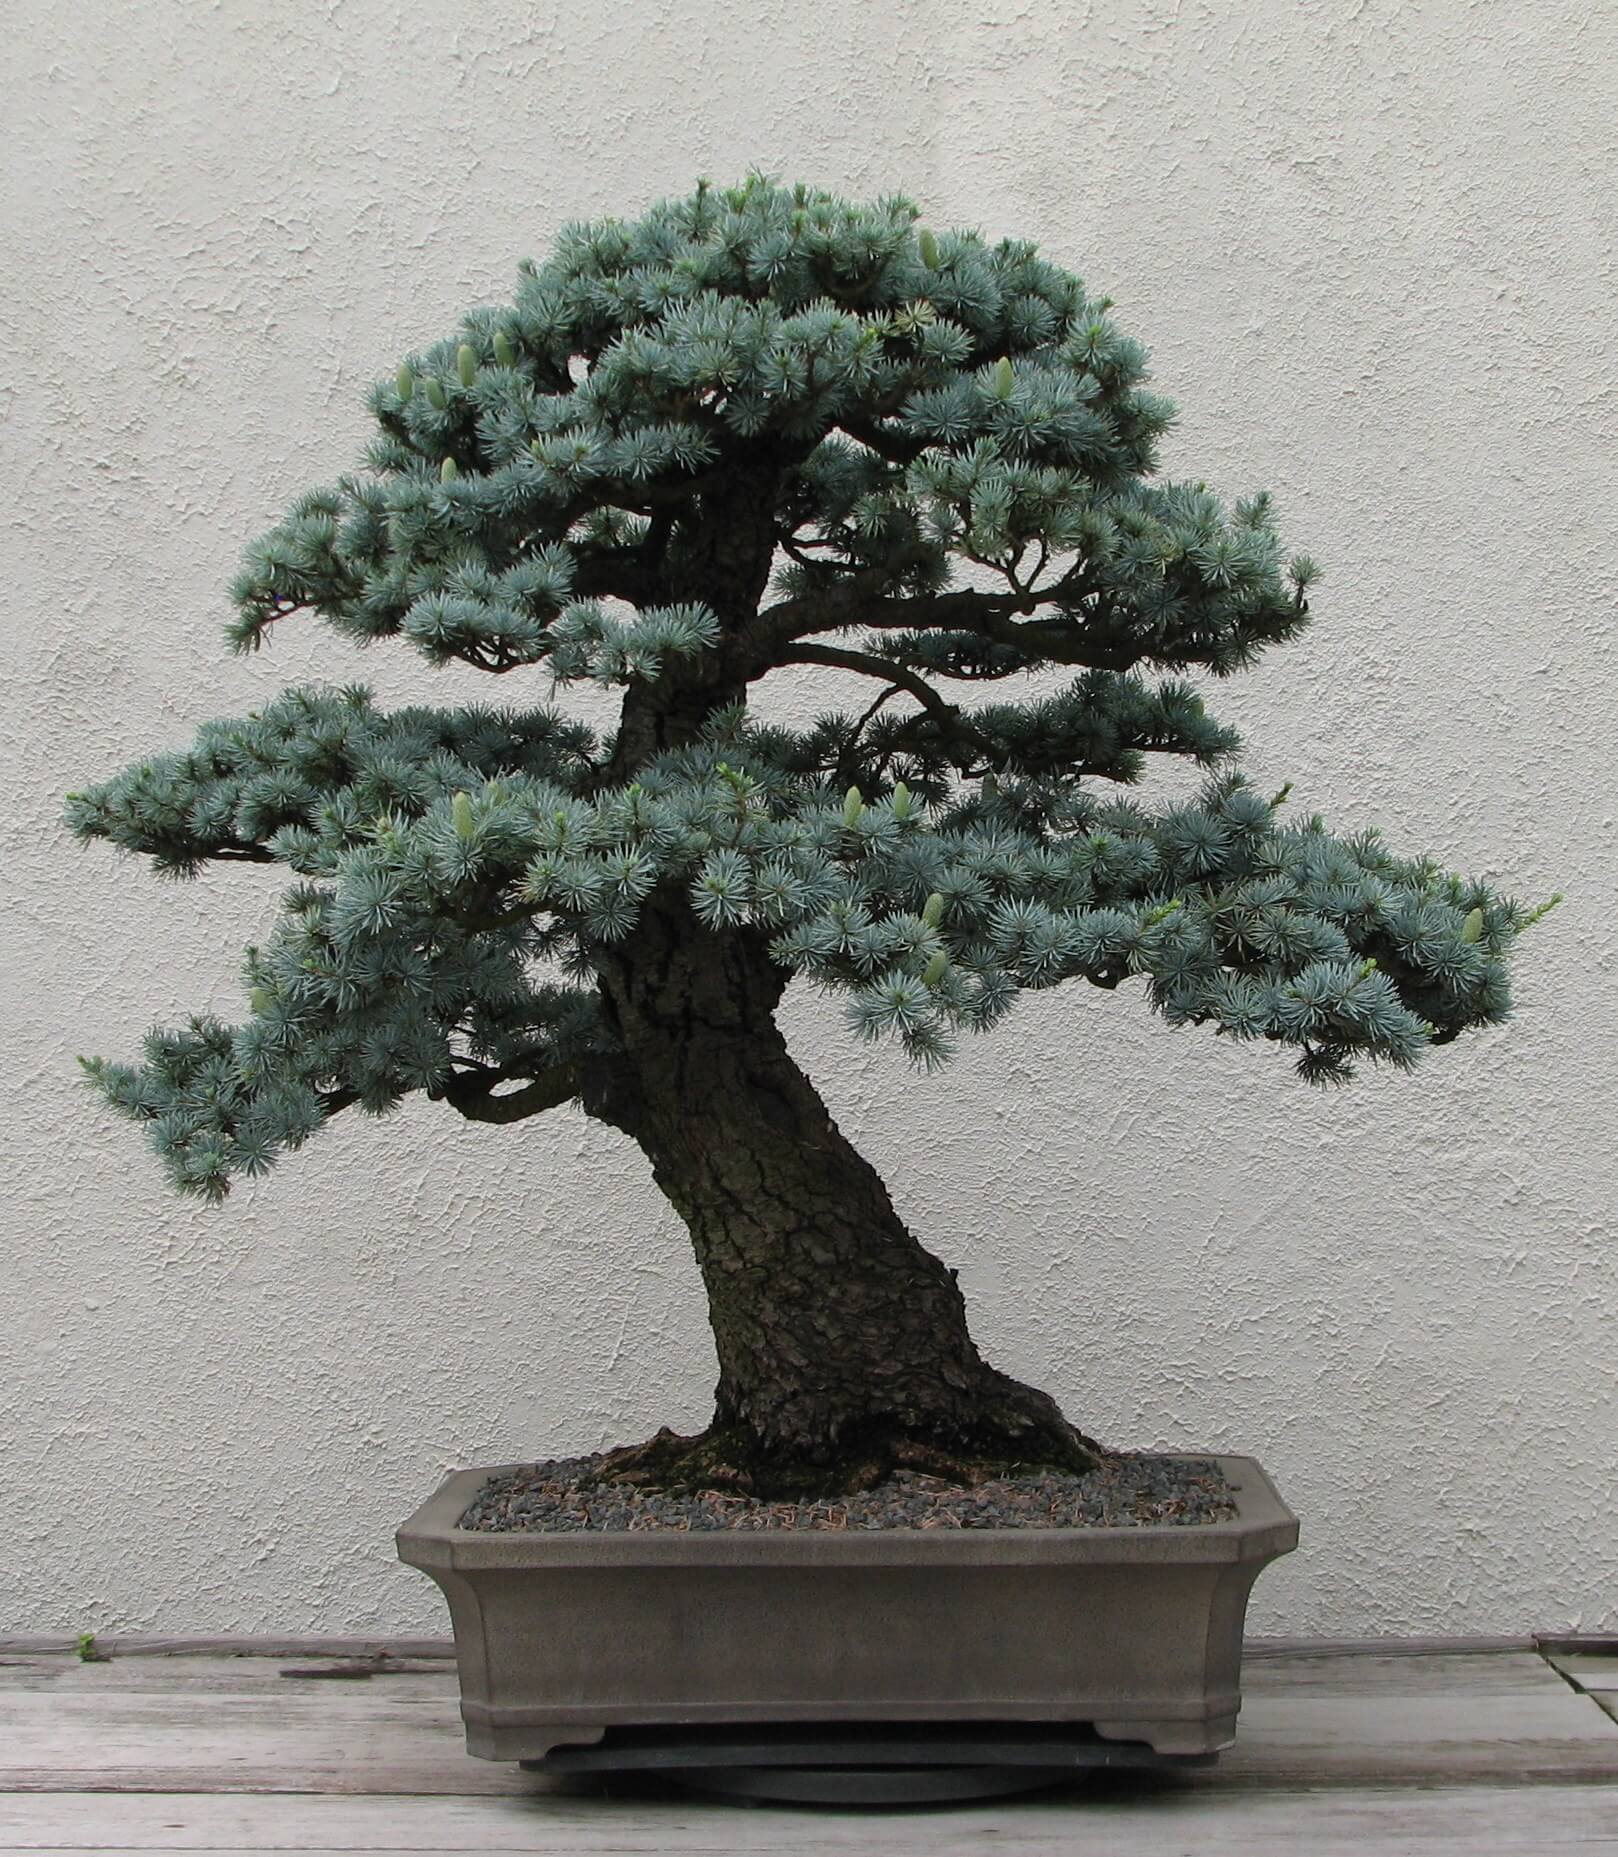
[4,1783,1618,1855]
[0,1645,1613,1853]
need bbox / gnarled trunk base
[588,1409,1103,1503]
[584,906,1104,1498]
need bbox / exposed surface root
[584,1409,1111,1502]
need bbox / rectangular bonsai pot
[397,1452,1297,1760]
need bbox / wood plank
[1545,1652,1618,1693]
[0,1632,1536,1659]
[0,1687,534,1798]
[0,1657,453,1695]
[0,1647,1563,1697]
[1241,1650,1566,1696]
[3,1783,1618,1854]
[1218,1689,1618,1786]
[3,1686,1604,1797]
[1,1654,1613,1796]
[0,1636,454,1660]
[0,1657,74,1685]
[1247,1635,1532,1658]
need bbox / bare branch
[776,531,860,574]
[441,1060,582,1125]
[781,644,993,756]
[754,575,1018,656]
[836,413,927,465]
[974,608,1134,671]
[751,561,1128,676]
[568,544,662,607]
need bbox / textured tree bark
[569,453,1101,1493]
[584,900,1103,1494]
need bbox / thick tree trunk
[584,901,1102,1494]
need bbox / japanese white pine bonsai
[69,176,1552,1497]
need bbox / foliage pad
[69,175,1542,1202]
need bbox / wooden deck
[2,1638,1615,1853]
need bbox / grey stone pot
[397,1452,1297,1762]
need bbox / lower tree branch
[440,1059,583,1124]
[783,643,1000,779]
[782,644,983,738]
[836,411,928,465]
[834,681,906,782]
[783,646,1010,783]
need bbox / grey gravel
[459,1453,1236,1533]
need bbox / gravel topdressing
[459,1453,1237,1533]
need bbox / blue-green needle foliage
[68,175,1549,1201]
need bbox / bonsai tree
[68,175,1552,1495]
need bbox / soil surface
[459,1453,1236,1532]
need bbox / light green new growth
[67,173,1544,1202]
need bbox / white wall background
[3,0,1613,1640]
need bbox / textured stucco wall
[3,0,1613,1639]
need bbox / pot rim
[397,1451,1299,1571]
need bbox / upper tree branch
[750,562,1129,673]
